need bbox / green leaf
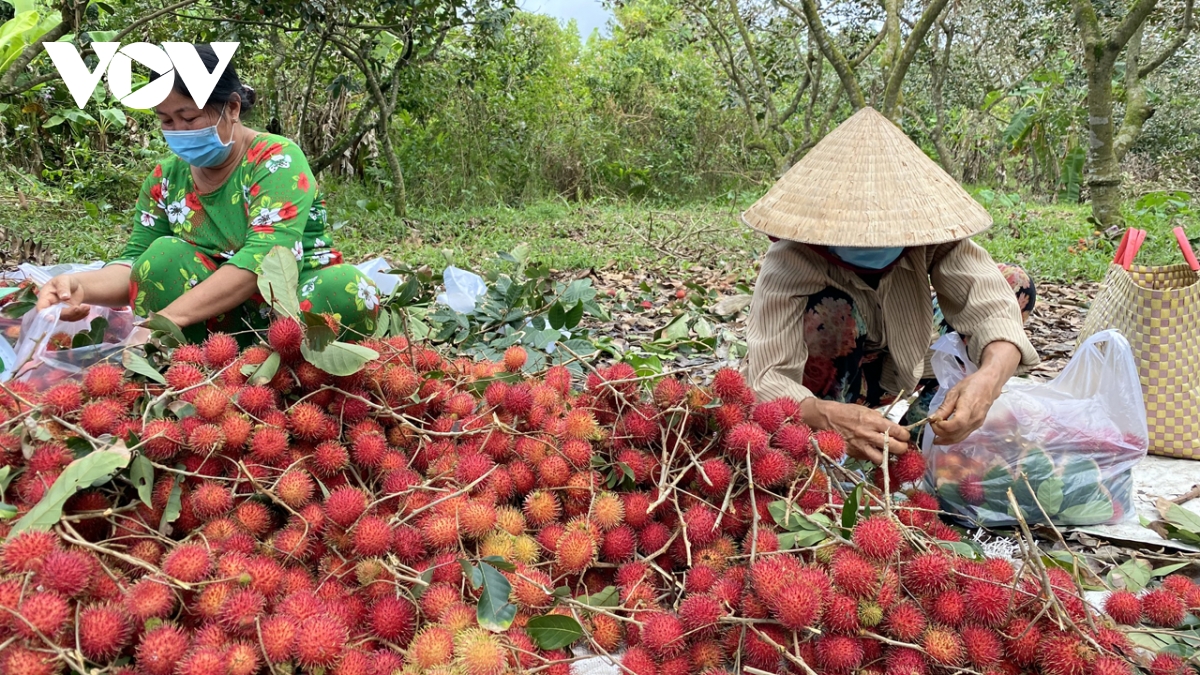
[159,474,183,531]
[1058,499,1115,526]
[627,353,663,378]
[938,540,981,559]
[9,443,131,538]
[1036,477,1064,516]
[0,466,13,494]
[248,352,281,386]
[300,341,379,377]
[145,314,186,345]
[257,246,301,317]
[99,108,127,127]
[841,484,863,532]
[123,350,166,385]
[1162,503,1200,535]
[527,614,583,650]
[563,301,584,330]
[461,559,481,589]
[548,301,566,330]
[480,556,517,572]
[1153,562,1191,577]
[413,567,436,598]
[693,317,713,339]
[659,315,690,341]
[577,585,619,608]
[130,454,153,508]
[0,504,17,519]
[1110,558,1153,592]
[476,562,517,632]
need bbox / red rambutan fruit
[15,591,70,639]
[750,448,793,487]
[959,475,985,505]
[885,647,927,675]
[679,593,724,637]
[192,385,230,421]
[891,449,926,484]
[711,367,748,402]
[235,385,277,416]
[883,601,926,642]
[928,589,966,626]
[817,635,864,673]
[161,543,211,582]
[79,602,134,660]
[35,548,93,597]
[259,615,297,662]
[219,588,266,635]
[853,515,903,560]
[288,402,331,441]
[601,525,638,562]
[276,469,315,508]
[684,504,720,546]
[695,458,732,498]
[1143,588,1186,627]
[902,552,953,596]
[1104,590,1143,625]
[965,580,1011,626]
[353,516,394,556]
[1092,656,1133,675]
[324,486,369,528]
[191,480,233,520]
[295,615,348,667]
[724,422,769,458]
[1149,653,1189,675]
[41,382,83,416]
[136,624,191,675]
[769,582,821,630]
[653,378,686,409]
[124,577,175,620]
[538,454,571,488]
[369,596,417,646]
[555,529,597,574]
[813,428,846,460]
[186,423,225,453]
[1,530,58,573]
[79,399,124,436]
[83,363,125,398]
[409,626,455,668]
[268,317,304,361]
[142,418,183,460]
[563,409,598,440]
[641,612,686,659]
[1036,635,1094,675]
[962,625,1003,668]
[620,646,658,675]
[202,333,239,368]
[832,549,878,598]
[923,627,965,666]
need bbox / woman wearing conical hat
[742,108,1038,464]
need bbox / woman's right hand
[801,398,911,465]
[35,275,91,322]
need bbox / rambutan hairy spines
[83,363,125,399]
[203,332,240,368]
[711,367,749,403]
[641,611,687,659]
[1104,590,1142,625]
[1143,588,1187,627]
[137,624,191,675]
[79,602,134,660]
[852,515,903,560]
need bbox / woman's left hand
[930,340,1021,445]
[929,369,1004,444]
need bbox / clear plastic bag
[923,329,1148,528]
[11,305,135,389]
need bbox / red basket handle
[1119,229,1147,270]
[1174,227,1199,271]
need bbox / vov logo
[42,42,240,110]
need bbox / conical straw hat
[741,107,992,246]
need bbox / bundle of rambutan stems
[0,323,1194,675]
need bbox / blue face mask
[828,246,906,269]
[162,106,234,168]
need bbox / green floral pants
[128,236,380,343]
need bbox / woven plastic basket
[1077,227,1200,458]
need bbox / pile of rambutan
[0,322,1191,675]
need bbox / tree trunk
[1083,48,1123,227]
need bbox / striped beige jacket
[743,239,1039,402]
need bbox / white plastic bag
[437,266,487,313]
[355,257,400,296]
[923,329,1148,528]
[11,305,135,389]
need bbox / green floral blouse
[114,133,343,275]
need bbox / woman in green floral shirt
[36,46,379,343]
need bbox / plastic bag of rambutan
[10,304,135,388]
[923,330,1148,528]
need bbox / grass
[0,181,1194,285]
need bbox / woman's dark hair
[154,43,257,114]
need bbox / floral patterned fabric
[111,133,379,341]
[802,263,1037,420]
